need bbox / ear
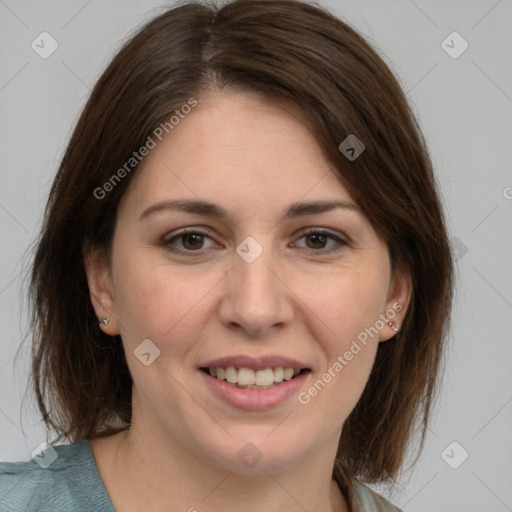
[83,246,120,336]
[379,265,412,342]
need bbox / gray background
[1,1,511,510]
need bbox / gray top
[0,440,402,511]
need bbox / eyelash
[162,227,347,256]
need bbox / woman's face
[88,90,410,472]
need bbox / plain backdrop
[1,1,511,511]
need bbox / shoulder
[351,480,403,512]
[0,440,114,512]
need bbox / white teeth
[238,367,255,386]
[225,366,238,384]
[283,367,294,380]
[207,366,303,387]
[255,368,274,386]
[273,367,284,383]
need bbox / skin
[86,89,411,512]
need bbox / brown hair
[28,0,453,495]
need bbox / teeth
[207,366,303,387]
[273,367,284,382]
[255,368,274,386]
[283,368,294,380]
[238,367,255,386]
[225,366,238,384]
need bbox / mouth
[198,355,312,410]
[200,366,310,390]
[199,364,311,411]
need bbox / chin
[196,425,313,475]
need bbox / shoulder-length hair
[29,0,453,493]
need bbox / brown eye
[181,233,204,250]
[305,233,329,249]
[293,229,347,254]
[163,229,217,254]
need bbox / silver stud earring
[388,320,400,332]
[99,317,109,326]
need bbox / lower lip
[199,370,310,411]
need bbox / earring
[388,320,400,332]
[99,317,109,326]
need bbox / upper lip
[200,355,311,371]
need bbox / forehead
[121,91,356,217]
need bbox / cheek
[111,246,221,353]
[302,263,390,345]
[295,266,389,421]
[300,352,376,436]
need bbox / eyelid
[162,226,216,243]
[296,226,347,241]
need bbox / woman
[0,0,453,510]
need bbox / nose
[217,243,294,337]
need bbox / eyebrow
[138,198,362,222]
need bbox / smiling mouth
[200,366,310,389]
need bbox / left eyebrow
[280,199,362,221]
[138,198,362,222]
